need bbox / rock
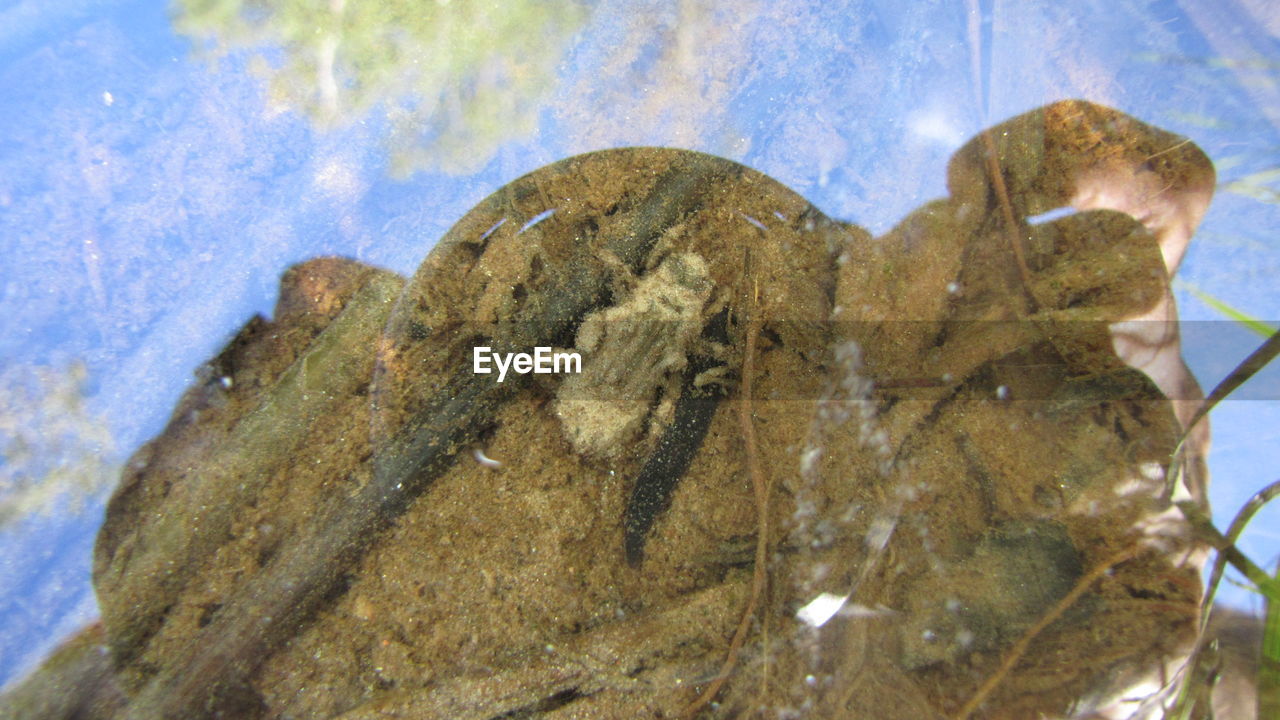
[18,103,1219,719]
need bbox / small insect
[553,251,717,461]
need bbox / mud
[5,101,1221,719]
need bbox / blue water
[2,0,1278,690]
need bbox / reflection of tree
[174,0,588,175]
[0,362,117,528]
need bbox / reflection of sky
[2,0,1278,689]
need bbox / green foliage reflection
[174,0,588,175]
[0,362,117,528]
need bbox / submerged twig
[954,545,1145,720]
[119,153,732,720]
[682,312,768,718]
